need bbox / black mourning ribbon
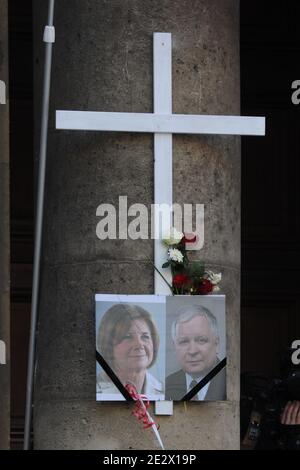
[96,350,133,401]
[96,350,226,402]
[181,357,227,401]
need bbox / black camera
[241,348,300,450]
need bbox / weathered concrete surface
[33,0,240,449]
[0,0,10,450]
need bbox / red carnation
[173,274,190,288]
[197,279,213,294]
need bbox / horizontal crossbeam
[56,110,265,136]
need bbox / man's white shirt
[186,373,210,400]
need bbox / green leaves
[187,261,205,279]
[162,261,171,269]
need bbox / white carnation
[205,270,222,285]
[168,248,184,263]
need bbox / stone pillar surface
[33,0,240,449]
[0,0,10,450]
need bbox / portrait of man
[165,297,226,401]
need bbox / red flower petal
[197,279,213,294]
[173,274,190,288]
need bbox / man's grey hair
[171,305,219,342]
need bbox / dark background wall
[0,0,10,451]
[8,0,33,448]
[241,1,300,377]
[8,0,300,448]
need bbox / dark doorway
[241,0,300,448]
[9,0,34,449]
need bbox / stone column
[0,0,10,450]
[33,0,240,449]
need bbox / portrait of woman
[96,302,164,400]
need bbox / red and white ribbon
[125,383,164,450]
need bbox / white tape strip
[43,26,55,43]
[0,80,6,104]
[0,340,6,365]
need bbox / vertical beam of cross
[153,33,173,295]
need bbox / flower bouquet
[161,228,221,295]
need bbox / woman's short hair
[97,303,159,369]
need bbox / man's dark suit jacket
[165,366,226,401]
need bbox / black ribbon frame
[181,357,227,401]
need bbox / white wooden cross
[56,33,265,295]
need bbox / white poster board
[95,294,226,401]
